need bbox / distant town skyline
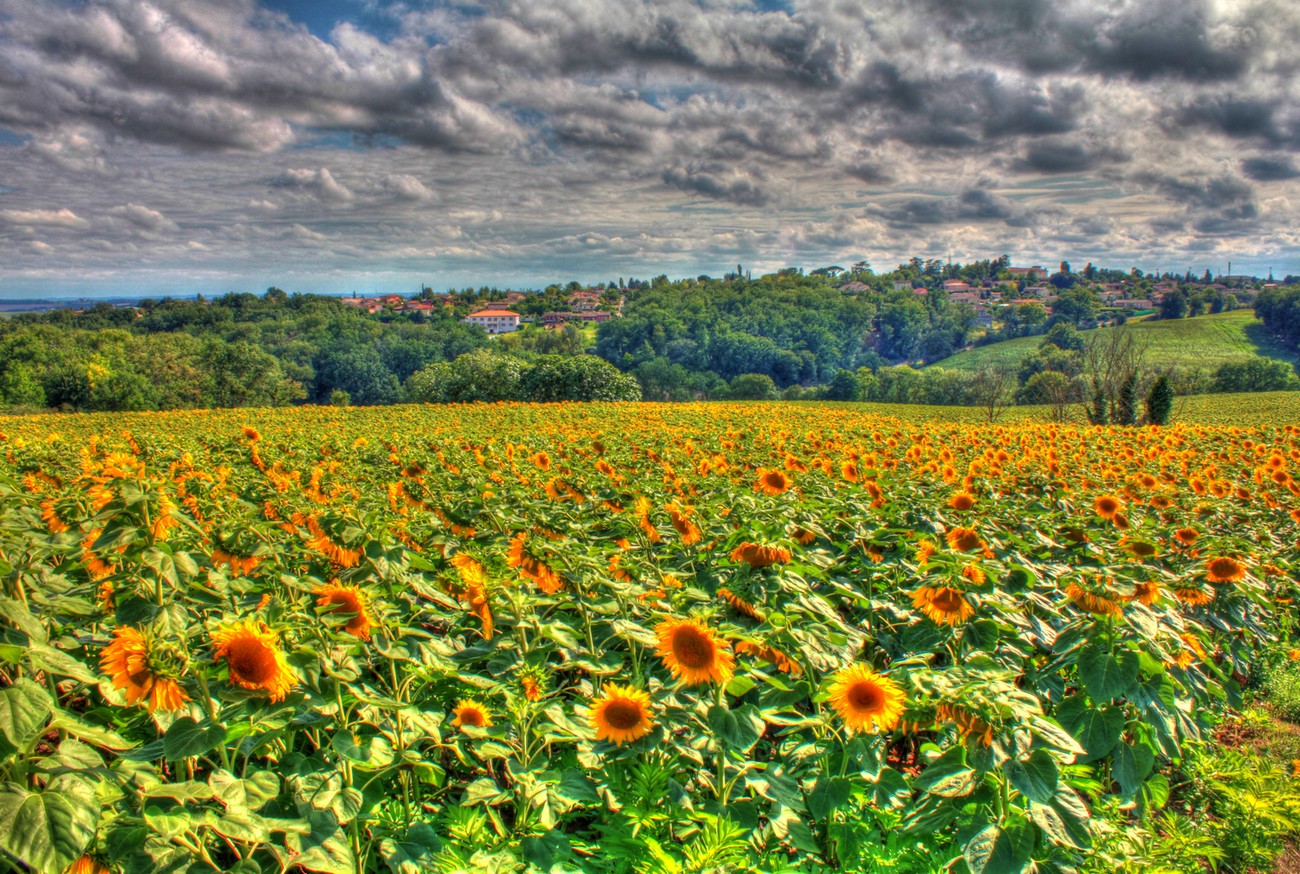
[2,0,1298,299]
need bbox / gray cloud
[0,0,1297,294]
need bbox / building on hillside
[948,291,982,304]
[942,279,973,292]
[1114,299,1155,310]
[1007,266,1047,281]
[841,281,871,293]
[892,280,914,291]
[464,308,520,334]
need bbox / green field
[809,390,1300,426]
[932,310,1298,374]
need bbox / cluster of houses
[465,287,620,335]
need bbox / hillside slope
[931,310,1297,373]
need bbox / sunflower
[314,582,375,640]
[1132,580,1162,606]
[211,620,296,702]
[733,640,803,676]
[67,856,112,874]
[755,468,791,495]
[655,617,735,686]
[730,542,791,568]
[1174,585,1215,606]
[945,526,983,552]
[1206,556,1247,584]
[1174,528,1200,546]
[1094,495,1124,520]
[452,699,492,730]
[718,587,764,621]
[935,703,995,747]
[912,587,975,626]
[948,492,976,512]
[589,684,654,745]
[666,504,701,546]
[1065,581,1124,618]
[827,664,906,734]
[100,626,190,714]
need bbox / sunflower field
[0,401,1298,874]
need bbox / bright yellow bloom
[827,664,905,733]
[655,617,735,686]
[589,684,654,745]
[211,620,296,702]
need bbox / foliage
[1212,356,1300,393]
[1265,660,1300,723]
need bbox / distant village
[331,261,1287,336]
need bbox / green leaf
[292,771,363,825]
[23,643,99,684]
[286,810,355,874]
[707,703,764,754]
[462,777,506,807]
[48,713,133,751]
[210,770,280,812]
[380,823,442,874]
[1113,742,1155,797]
[806,775,851,821]
[872,767,911,810]
[0,679,53,754]
[913,745,977,798]
[163,717,225,761]
[1077,643,1139,702]
[1006,750,1059,804]
[0,783,97,874]
[330,731,394,770]
[1056,696,1123,762]
[964,820,1034,874]
[144,780,213,802]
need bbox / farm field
[1,399,1299,873]
[933,309,1299,374]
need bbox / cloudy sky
[1,0,1297,298]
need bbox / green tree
[725,373,779,400]
[824,369,862,401]
[1145,373,1173,425]
[519,355,642,401]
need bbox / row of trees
[405,351,641,404]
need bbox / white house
[463,308,521,335]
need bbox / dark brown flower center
[227,638,277,684]
[847,681,884,713]
[672,627,715,669]
[603,699,644,730]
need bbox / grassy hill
[931,310,1298,374]
[811,391,1300,426]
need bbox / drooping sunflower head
[314,582,375,640]
[100,626,190,714]
[730,542,791,569]
[1065,580,1124,618]
[945,526,983,552]
[827,664,906,734]
[67,856,113,874]
[211,620,296,702]
[589,684,655,745]
[948,492,976,512]
[654,617,735,686]
[452,699,492,730]
[1174,527,1200,547]
[912,586,976,626]
[1205,556,1247,584]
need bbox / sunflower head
[211,620,296,702]
[100,626,190,714]
[314,582,375,640]
[1094,495,1123,520]
[756,469,791,495]
[730,542,791,569]
[946,526,983,552]
[1206,556,1247,584]
[948,492,976,512]
[590,684,655,745]
[827,664,906,734]
[912,586,975,626]
[654,617,735,686]
[452,699,492,730]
